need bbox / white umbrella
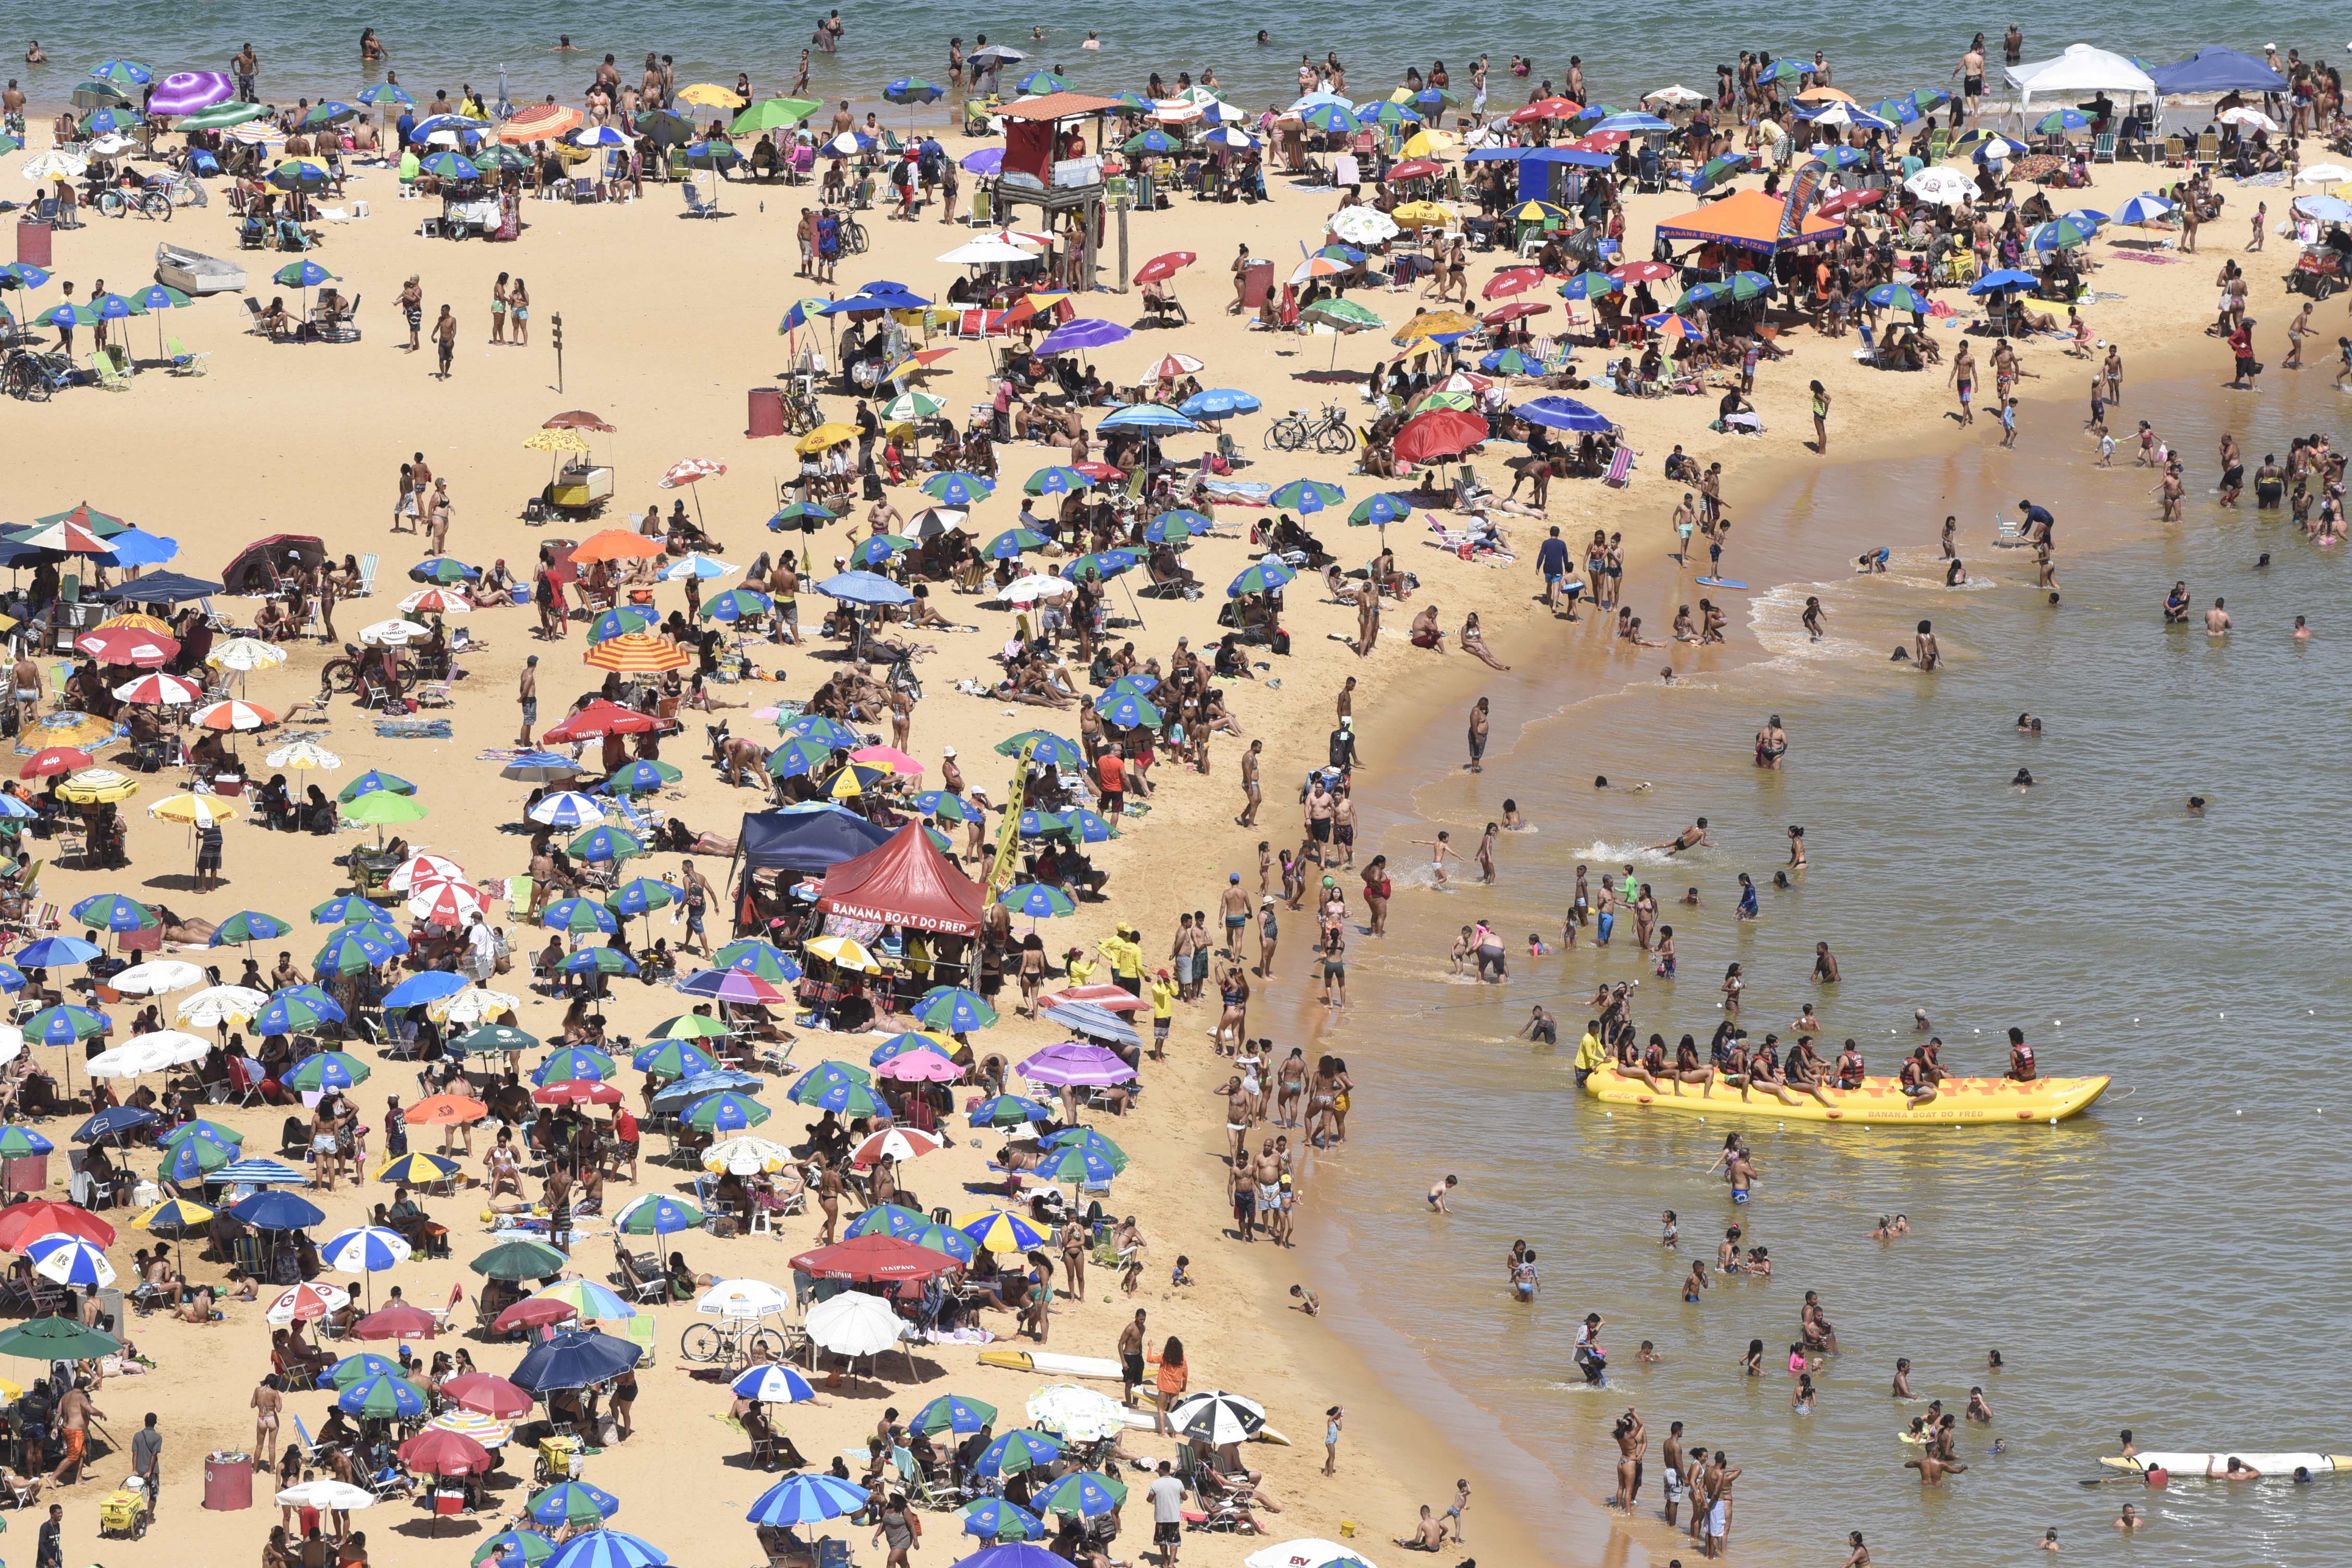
[1003,574,1077,603]
[359,618,431,645]
[937,235,1038,265]
[1248,1541,1376,1568]
[408,881,485,925]
[0,1025,22,1069]
[265,1282,351,1325]
[149,793,239,829]
[2219,107,2280,133]
[275,1480,376,1511]
[697,1278,792,1319]
[1168,1389,1268,1446]
[804,1291,906,1357]
[124,1028,213,1066]
[322,1226,413,1274]
[178,985,268,1027]
[85,1039,175,1080]
[21,151,88,182]
[1904,167,1973,206]
[87,133,136,157]
[426,986,520,1026]
[1644,85,1706,107]
[266,740,342,770]
[188,699,275,732]
[527,791,606,827]
[207,636,289,672]
[1026,1382,1129,1442]
[28,1235,115,1288]
[109,961,206,996]
[1328,205,1401,245]
[703,1136,792,1174]
[112,672,204,705]
[397,588,473,617]
[2296,162,2352,183]
[657,554,738,581]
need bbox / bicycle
[679,1314,789,1367]
[96,186,173,221]
[1263,402,1357,455]
[3,347,71,402]
[153,173,209,210]
[839,215,869,255]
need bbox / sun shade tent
[220,535,326,595]
[95,572,226,603]
[2004,45,2157,106]
[814,823,986,936]
[1652,188,1844,256]
[737,808,895,875]
[2146,47,2288,96]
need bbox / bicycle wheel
[1265,420,1306,452]
[680,1322,722,1363]
[144,192,174,221]
[748,1328,788,1361]
[97,191,126,218]
[1315,422,1357,455]
[843,220,869,255]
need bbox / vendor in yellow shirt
[1063,947,1098,988]
[1096,923,1145,995]
[1145,967,1179,1060]
[1574,1024,1607,1088]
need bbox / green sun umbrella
[471,1240,567,1281]
[733,97,821,134]
[645,1014,731,1042]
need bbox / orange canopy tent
[1652,188,1844,255]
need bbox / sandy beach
[0,40,2328,1568]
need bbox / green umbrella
[178,101,265,131]
[471,1239,567,1281]
[471,144,533,173]
[732,97,821,135]
[340,1372,428,1419]
[0,1317,119,1361]
[322,1352,406,1390]
[474,1532,556,1568]
[1301,297,1386,369]
[341,790,428,842]
[645,1014,730,1041]
[0,1126,52,1157]
[450,1024,539,1057]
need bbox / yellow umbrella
[676,83,746,108]
[582,632,690,672]
[149,793,239,827]
[797,422,858,454]
[20,712,118,751]
[523,428,590,453]
[97,612,173,635]
[1391,200,1452,229]
[1391,309,1478,346]
[805,935,878,972]
[56,767,139,804]
[1398,128,1456,160]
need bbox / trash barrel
[1241,258,1273,310]
[204,1451,253,1511]
[745,386,784,439]
[16,220,52,268]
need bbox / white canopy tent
[2004,45,2156,106]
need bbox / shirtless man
[10,649,39,729]
[1217,1075,1251,1169]
[1905,1452,1968,1486]
[1236,739,1263,827]
[1252,1141,1287,1246]
[1661,1421,1688,1526]
[1891,1358,1914,1399]
[1801,1290,1840,1355]
[51,1380,97,1485]
[2205,597,2232,635]
[1650,817,1711,856]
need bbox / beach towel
[375,718,455,739]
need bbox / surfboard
[1694,577,1748,590]
[2100,1452,2351,1476]
[978,1349,1124,1379]
[1582,1068,2109,1125]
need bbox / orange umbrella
[97,612,173,635]
[405,1094,489,1126]
[499,104,583,144]
[569,529,666,563]
[583,633,690,673]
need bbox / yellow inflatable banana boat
[1581,1069,2109,1125]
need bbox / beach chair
[2161,135,2186,167]
[2091,131,2116,164]
[1926,129,1949,164]
[682,182,720,219]
[164,336,210,375]
[622,1312,657,1366]
[2194,130,2219,170]
[354,553,379,596]
[89,349,130,393]
[241,296,268,334]
[967,183,993,227]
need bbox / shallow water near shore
[1298,360,2352,1566]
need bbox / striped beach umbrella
[613,1194,704,1235]
[583,632,689,672]
[322,1226,412,1273]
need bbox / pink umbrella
[1016,1042,1136,1087]
[875,1050,961,1085]
[849,744,923,776]
[149,71,237,117]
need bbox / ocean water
[1294,359,2352,1567]
[9,7,2340,120]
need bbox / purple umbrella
[1016,1042,1137,1087]
[960,148,1003,176]
[150,71,236,116]
[1035,318,1132,357]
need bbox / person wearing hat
[1097,924,1144,997]
[1146,967,1178,1060]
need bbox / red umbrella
[0,1200,116,1252]
[445,1371,541,1416]
[351,1303,439,1341]
[533,1080,622,1106]
[1383,158,1443,183]
[20,747,93,781]
[74,628,180,668]
[1509,96,1583,123]
[1481,267,1546,300]
[1072,461,1126,482]
[490,1299,579,1337]
[1481,302,1554,325]
[1391,409,1490,467]
[1574,130,1631,152]
[398,1428,495,1478]
[1610,260,1677,284]
[789,1234,964,1283]
[1132,251,1195,285]
[544,700,658,742]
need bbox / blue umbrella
[534,1047,617,1085]
[24,1234,113,1287]
[322,1226,411,1272]
[1096,403,1197,432]
[731,1364,818,1404]
[71,1106,154,1143]
[360,84,414,107]
[921,472,996,507]
[1177,389,1259,421]
[1226,559,1297,598]
[380,970,471,1009]
[1093,690,1160,729]
[814,571,914,607]
[16,935,101,969]
[2112,193,2176,226]
[745,1473,868,1527]
[961,1499,1045,1541]
[985,528,1051,560]
[1864,283,1932,313]
[543,897,621,935]
[914,986,996,1033]
[309,893,382,926]
[973,1430,1063,1478]
[510,1330,644,1395]
[22,1005,107,1045]
[231,1190,327,1231]
[1515,395,1612,434]
[2035,108,2091,135]
[565,947,639,979]
[339,769,418,802]
[996,731,1084,769]
[530,792,607,829]
[1033,1471,1125,1519]
[543,1529,666,1568]
[1966,269,2039,296]
[607,879,684,920]
[256,986,347,1033]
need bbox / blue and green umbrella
[1023,466,1093,497]
[320,1352,406,1390]
[1300,104,1359,136]
[915,986,997,1032]
[1227,559,1297,598]
[586,607,656,644]
[314,926,400,973]
[22,1005,107,1045]
[534,1047,616,1085]
[1268,479,1345,514]
[477,1532,557,1568]
[630,1039,717,1081]
[984,528,1050,560]
[1143,509,1214,543]
[338,769,416,802]
[711,939,802,982]
[338,1372,428,1420]
[912,1393,999,1437]
[2030,214,2099,253]
[699,588,774,623]
[1015,71,1068,95]
[310,893,382,926]
[69,892,156,933]
[998,883,1075,920]
[1066,549,1140,582]
[921,472,995,506]
[564,947,639,978]
[1042,1126,1130,1172]
[786,1072,884,1116]
[851,535,915,568]
[972,1427,1062,1476]
[682,1091,770,1132]
[606,879,682,921]
[1122,128,1178,156]
[780,714,862,748]
[1035,1471,1127,1519]
[255,985,346,1034]
[1864,283,1933,314]
[914,791,972,822]
[543,897,621,935]
[570,826,647,863]
[766,736,838,780]
[528,1481,621,1528]
[601,761,682,796]
[286,1051,372,1092]
[846,1203,928,1240]
[996,730,1084,768]
[960,1498,1044,1541]
[1035,1143,1118,1186]
[766,500,837,530]
[614,1194,704,1235]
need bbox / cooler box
[433,1489,467,1516]
[16,220,51,268]
[204,1451,253,1511]
[1241,258,1273,309]
[511,583,531,606]
[745,386,784,439]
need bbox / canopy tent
[95,572,227,603]
[220,535,326,596]
[1464,144,1616,204]
[2004,45,2157,106]
[814,823,985,936]
[2146,47,2288,97]
[736,807,894,875]
[1652,188,1843,256]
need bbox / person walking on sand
[432,303,457,378]
[1949,341,1975,425]
[517,655,538,746]
[399,275,423,352]
[1465,695,1489,772]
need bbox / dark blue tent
[96,571,227,603]
[2148,47,2287,96]
[736,806,893,875]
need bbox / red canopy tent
[790,1233,964,1284]
[814,823,985,936]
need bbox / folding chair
[623,1312,657,1366]
[354,553,379,596]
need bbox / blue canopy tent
[2147,48,2287,97]
[729,805,896,935]
[1466,145,1616,205]
[94,571,226,603]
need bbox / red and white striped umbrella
[1148,352,1204,380]
[386,852,467,893]
[189,699,279,732]
[398,587,472,616]
[17,519,109,555]
[407,881,485,926]
[112,672,205,706]
[659,458,727,488]
[75,627,178,668]
[848,1126,946,1167]
[265,1281,350,1325]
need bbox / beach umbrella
[1865,283,1933,313]
[476,1532,557,1568]
[509,1330,643,1394]
[339,1372,429,1419]
[2112,192,2176,226]
[1036,317,1131,356]
[998,883,1075,922]
[1167,1388,1269,1445]
[70,892,156,933]
[322,1226,412,1275]
[957,1210,1049,1255]
[440,1371,536,1420]
[376,1150,464,1186]
[973,1428,1062,1477]
[1098,403,1196,433]
[0,1200,112,1251]
[236,1190,328,1232]
[730,1363,818,1407]
[350,1302,438,1340]
[17,934,102,969]
[914,985,997,1032]
[1268,479,1346,516]
[1033,1471,1127,1520]
[969,1093,1056,1129]
[961,1499,1045,1542]
[614,1193,706,1235]
[747,1472,868,1528]
[544,1529,666,1568]
[26,1233,114,1288]
[21,1005,106,1046]
[1966,269,2039,295]
[2030,215,2099,253]
[530,1480,621,1528]
[702,1135,790,1177]
[710,938,803,981]
[473,1239,567,1282]
[1227,559,1297,599]
[318,1352,406,1390]
[911,1392,999,1438]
